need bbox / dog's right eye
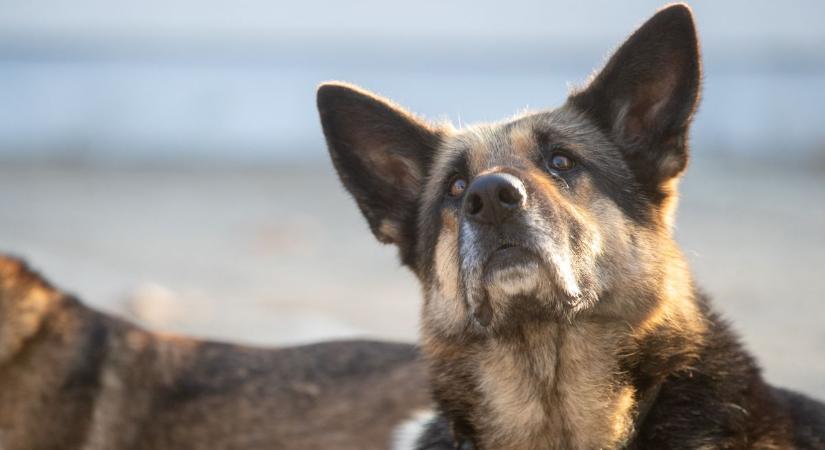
[447,176,467,198]
[547,152,576,172]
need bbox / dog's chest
[473,323,636,449]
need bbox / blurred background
[1,1,823,397]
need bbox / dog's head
[318,5,701,336]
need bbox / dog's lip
[485,243,539,270]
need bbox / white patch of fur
[523,208,584,299]
[126,282,183,326]
[486,260,541,298]
[459,221,481,272]
[459,221,487,320]
[547,246,583,298]
[392,409,436,450]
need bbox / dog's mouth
[456,213,600,326]
[483,242,541,277]
[458,223,592,326]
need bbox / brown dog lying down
[0,255,430,450]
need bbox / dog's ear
[317,82,441,261]
[569,4,701,198]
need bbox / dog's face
[318,5,701,337]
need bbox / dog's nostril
[466,193,483,215]
[498,185,522,206]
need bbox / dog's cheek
[434,212,461,299]
[586,197,658,312]
[424,211,469,336]
[582,198,620,288]
[534,188,610,314]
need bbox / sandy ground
[0,156,823,399]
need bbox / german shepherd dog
[0,256,430,449]
[317,4,825,449]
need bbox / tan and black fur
[317,4,825,449]
[0,255,431,449]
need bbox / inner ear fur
[569,4,702,201]
[317,82,442,265]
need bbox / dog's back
[774,388,825,448]
[0,255,430,449]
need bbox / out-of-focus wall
[1,0,823,165]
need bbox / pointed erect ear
[569,4,701,197]
[317,82,441,262]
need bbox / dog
[317,4,825,449]
[0,255,431,449]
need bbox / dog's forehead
[444,117,537,173]
[432,106,604,176]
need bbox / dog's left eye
[447,176,467,198]
[547,153,576,172]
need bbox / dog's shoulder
[636,302,825,448]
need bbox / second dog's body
[0,256,430,449]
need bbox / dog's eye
[447,176,467,198]
[547,153,576,172]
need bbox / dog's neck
[425,287,705,450]
[473,320,639,449]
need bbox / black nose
[464,172,526,225]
